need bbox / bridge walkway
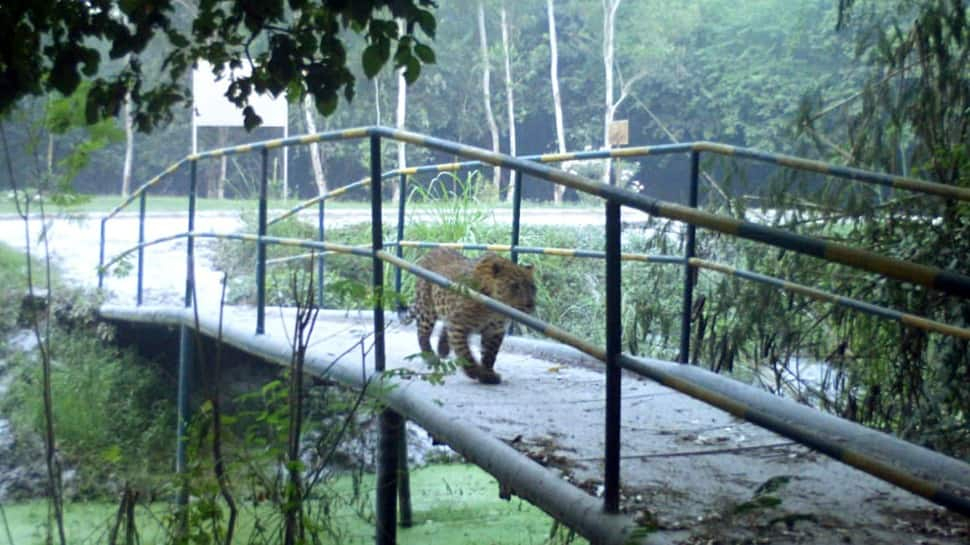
[99,303,969,545]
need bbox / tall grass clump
[3,326,175,498]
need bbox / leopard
[412,248,536,385]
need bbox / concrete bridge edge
[98,304,666,545]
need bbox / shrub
[4,324,175,498]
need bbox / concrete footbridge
[95,126,970,544]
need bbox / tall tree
[500,2,516,202]
[478,1,502,194]
[548,0,569,203]
[601,0,655,184]
[120,90,134,197]
[302,94,328,195]
[601,0,621,184]
[394,17,409,203]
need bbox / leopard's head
[474,253,536,314]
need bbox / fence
[99,126,970,544]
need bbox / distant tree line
[3,0,870,204]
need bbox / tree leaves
[0,0,439,130]
[414,42,436,64]
[362,40,391,78]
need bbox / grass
[1,464,585,545]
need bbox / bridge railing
[99,130,970,356]
[98,126,970,543]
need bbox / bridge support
[370,133,411,544]
[397,429,413,528]
[604,198,622,513]
[175,324,193,526]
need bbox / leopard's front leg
[446,322,489,381]
[414,284,436,355]
[476,320,506,385]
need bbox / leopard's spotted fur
[413,248,536,384]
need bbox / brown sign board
[609,119,629,146]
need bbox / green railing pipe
[102,230,970,516]
[268,176,371,226]
[689,258,970,341]
[116,236,970,345]
[374,127,970,299]
[102,125,970,303]
[692,141,970,202]
[104,159,187,222]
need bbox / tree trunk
[47,134,53,175]
[121,92,134,197]
[548,0,568,203]
[478,2,502,195]
[374,78,382,124]
[218,156,227,199]
[302,94,327,195]
[602,0,621,185]
[501,3,516,203]
[214,127,228,198]
[393,17,408,204]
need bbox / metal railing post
[510,170,523,264]
[317,199,326,307]
[604,197,622,514]
[256,149,268,334]
[394,172,407,310]
[398,431,413,528]
[394,169,412,527]
[184,161,197,308]
[371,135,386,372]
[175,324,193,520]
[372,134,401,545]
[679,151,699,363]
[98,218,106,289]
[136,191,146,306]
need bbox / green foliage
[44,85,124,191]
[0,242,35,334]
[0,0,438,130]
[3,325,175,497]
[4,464,584,545]
[777,0,970,455]
[405,171,498,243]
